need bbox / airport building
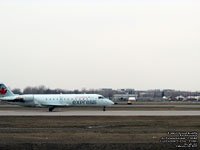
[113,94,137,101]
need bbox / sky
[0,0,200,91]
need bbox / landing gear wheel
[103,106,106,111]
[49,106,55,112]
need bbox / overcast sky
[0,0,200,91]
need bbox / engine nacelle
[23,95,34,101]
[15,95,35,107]
[12,95,34,103]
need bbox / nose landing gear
[103,106,106,111]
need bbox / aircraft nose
[107,99,114,105]
[111,101,114,105]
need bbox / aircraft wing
[40,103,70,107]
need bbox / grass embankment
[0,116,199,150]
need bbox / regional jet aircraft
[0,83,114,112]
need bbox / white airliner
[0,83,114,112]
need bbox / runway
[1,104,200,108]
[0,110,200,116]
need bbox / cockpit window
[98,96,104,99]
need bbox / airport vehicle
[0,83,114,112]
[127,97,136,105]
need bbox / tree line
[12,86,200,99]
[12,86,118,99]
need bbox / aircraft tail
[0,83,15,98]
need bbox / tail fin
[0,83,15,97]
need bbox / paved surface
[0,105,22,108]
[1,104,200,108]
[0,110,200,116]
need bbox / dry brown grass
[0,116,199,149]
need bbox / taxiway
[1,104,200,108]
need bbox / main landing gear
[49,106,55,112]
[103,106,106,111]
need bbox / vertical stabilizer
[0,83,15,97]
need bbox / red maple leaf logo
[0,88,7,95]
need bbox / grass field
[0,116,199,150]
